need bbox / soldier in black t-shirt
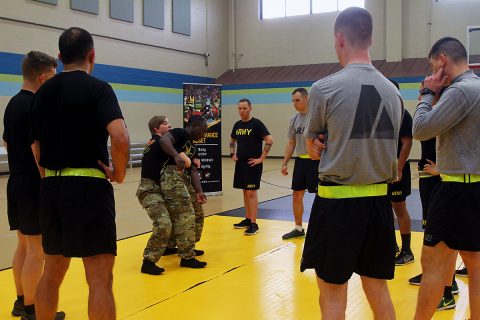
[32,28,130,320]
[230,98,273,236]
[159,116,208,268]
[2,51,59,319]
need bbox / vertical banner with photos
[183,83,222,195]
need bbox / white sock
[295,225,303,232]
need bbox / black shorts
[388,162,411,202]
[39,176,117,257]
[7,174,41,235]
[292,158,319,193]
[301,195,395,284]
[418,175,441,228]
[424,182,480,251]
[233,160,263,190]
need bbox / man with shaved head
[301,7,402,319]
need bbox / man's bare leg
[317,277,348,320]
[414,241,456,320]
[22,235,43,305]
[12,231,27,298]
[292,190,305,227]
[459,251,480,319]
[35,255,70,320]
[83,254,116,320]
[361,276,395,320]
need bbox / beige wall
[232,0,480,68]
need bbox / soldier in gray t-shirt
[280,88,320,240]
[300,8,402,320]
[412,37,480,320]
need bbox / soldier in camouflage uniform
[137,115,173,275]
[159,115,208,269]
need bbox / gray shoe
[282,228,305,240]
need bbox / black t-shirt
[141,135,164,181]
[31,71,123,170]
[2,90,39,177]
[397,110,413,158]
[231,117,270,161]
[418,138,436,170]
[141,128,196,180]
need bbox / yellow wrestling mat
[0,215,470,319]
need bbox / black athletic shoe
[409,273,422,286]
[282,228,305,240]
[180,257,207,268]
[233,218,251,229]
[244,223,259,236]
[141,260,165,275]
[452,279,459,295]
[12,299,25,317]
[20,311,66,320]
[163,247,178,255]
[395,251,415,266]
[194,249,205,256]
[456,267,468,277]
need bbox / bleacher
[0,144,146,174]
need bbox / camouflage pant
[161,167,198,259]
[166,173,204,248]
[136,178,171,263]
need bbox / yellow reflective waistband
[440,174,480,183]
[418,171,436,179]
[297,154,310,159]
[45,168,106,179]
[318,184,387,199]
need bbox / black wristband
[229,153,234,158]
[419,88,435,96]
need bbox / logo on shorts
[392,191,403,196]
[247,184,256,188]
[424,233,433,242]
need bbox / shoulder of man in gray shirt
[287,113,308,155]
[305,64,403,185]
[413,71,480,174]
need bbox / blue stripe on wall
[0,51,213,89]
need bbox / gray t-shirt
[305,63,403,185]
[413,70,480,174]
[287,112,308,155]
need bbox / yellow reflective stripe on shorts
[297,154,310,159]
[318,184,388,199]
[44,168,106,179]
[440,174,480,183]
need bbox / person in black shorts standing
[2,51,63,320]
[413,37,480,319]
[31,27,130,319]
[230,98,273,236]
[280,88,319,240]
[387,80,415,266]
[300,8,402,319]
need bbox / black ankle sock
[24,304,35,315]
[401,233,412,253]
[17,295,24,302]
[444,286,453,299]
[246,218,251,222]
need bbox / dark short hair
[187,115,207,127]
[59,27,94,64]
[148,115,167,134]
[334,7,373,48]
[292,88,308,96]
[388,79,400,90]
[22,51,57,82]
[238,98,251,106]
[429,37,467,63]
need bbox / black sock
[443,286,453,299]
[401,233,412,253]
[24,304,35,315]
[17,295,24,302]
[246,218,251,222]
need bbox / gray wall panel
[172,0,191,36]
[110,0,134,23]
[143,0,164,30]
[71,0,99,15]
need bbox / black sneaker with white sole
[233,218,251,229]
[395,251,414,266]
[244,223,259,236]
